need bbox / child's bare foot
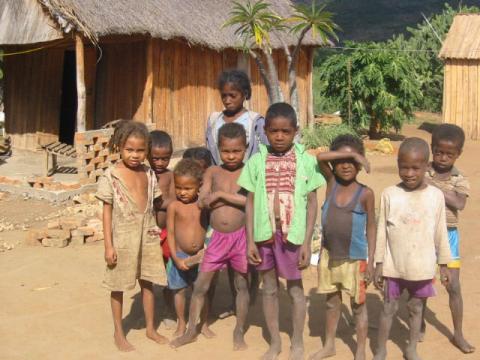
[233,327,247,351]
[308,345,336,359]
[169,331,197,348]
[262,342,281,360]
[114,332,135,352]
[404,346,422,360]
[372,348,387,360]
[173,322,186,337]
[146,329,169,344]
[353,348,366,360]
[289,345,304,360]
[451,335,475,354]
[201,324,216,339]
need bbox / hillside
[296,0,478,42]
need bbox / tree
[223,0,338,117]
[319,42,422,137]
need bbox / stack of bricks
[26,217,104,247]
[26,176,81,191]
[75,128,120,185]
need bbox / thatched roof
[0,0,326,49]
[439,14,480,60]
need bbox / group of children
[96,101,473,359]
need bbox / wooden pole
[145,37,154,126]
[75,34,86,132]
[307,47,315,128]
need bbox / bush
[301,123,358,149]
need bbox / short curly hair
[108,120,150,154]
[182,147,213,168]
[218,122,247,146]
[150,130,172,151]
[173,158,204,183]
[432,123,465,151]
[218,70,252,100]
[330,134,365,155]
[398,137,430,162]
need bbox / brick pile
[25,192,104,247]
[75,129,119,185]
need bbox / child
[96,120,167,351]
[148,130,176,327]
[206,69,268,165]
[373,137,452,360]
[183,146,213,171]
[422,124,474,353]
[310,134,375,360]
[238,102,325,360]
[171,123,250,350]
[166,159,211,338]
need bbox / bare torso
[155,171,175,228]
[209,166,245,233]
[116,164,148,213]
[172,201,208,255]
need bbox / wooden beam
[76,34,87,132]
[145,37,154,125]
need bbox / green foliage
[301,123,357,149]
[289,2,339,43]
[319,41,422,134]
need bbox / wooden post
[75,34,87,132]
[307,47,315,128]
[145,38,154,126]
[237,53,251,109]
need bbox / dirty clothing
[96,165,166,291]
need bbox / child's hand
[373,263,384,290]
[174,257,190,271]
[439,265,451,287]
[247,242,262,265]
[298,244,311,269]
[205,192,224,208]
[365,261,375,285]
[105,246,117,266]
[354,153,371,173]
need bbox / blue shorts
[448,228,460,268]
[167,251,198,290]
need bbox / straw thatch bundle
[439,14,480,60]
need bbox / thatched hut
[439,13,480,140]
[0,0,324,150]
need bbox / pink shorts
[384,277,436,301]
[256,230,302,280]
[200,227,248,274]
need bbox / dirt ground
[0,124,479,360]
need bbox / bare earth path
[0,125,479,359]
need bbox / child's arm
[442,190,467,211]
[364,188,376,285]
[198,167,214,208]
[207,191,247,208]
[316,151,370,181]
[298,190,318,269]
[166,202,189,271]
[102,203,116,266]
[246,192,261,265]
[374,192,388,290]
[434,196,452,287]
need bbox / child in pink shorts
[171,123,250,350]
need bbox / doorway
[58,50,77,144]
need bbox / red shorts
[160,228,171,264]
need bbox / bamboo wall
[443,59,480,140]
[4,47,65,149]
[5,37,314,150]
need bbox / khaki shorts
[317,249,367,304]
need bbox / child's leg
[419,298,427,342]
[351,299,368,360]
[233,271,250,350]
[404,297,423,360]
[111,291,135,352]
[286,279,306,360]
[261,268,282,360]
[447,268,475,353]
[373,298,399,360]
[309,291,341,360]
[170,271,216,347]
[200,284,216,338]
[138,280,168,344]
[173,288,187,337]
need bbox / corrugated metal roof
[439,14,480,60]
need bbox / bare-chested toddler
[166,159,211,338]
[171,123,250,350]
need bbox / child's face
[332,146,360,182]
[174,175,200,204]
[432,140,461,172]
[149,146,172,174]
[398,151,428,190]
[264,116,297,154]
[221,82,245,115]
[219,136,246,170]
[120,136,147,168]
